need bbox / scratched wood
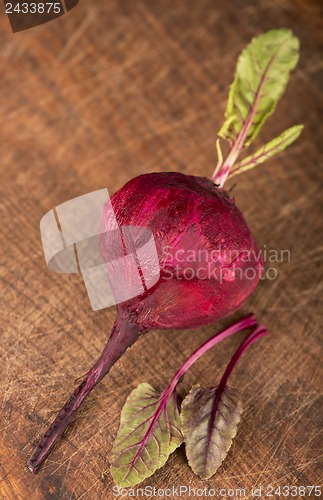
[0,0,322,498]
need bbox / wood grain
[0,0,322,498]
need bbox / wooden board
[0,0,322,498]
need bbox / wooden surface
[0,1,322,498]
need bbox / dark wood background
[0,0,322,498]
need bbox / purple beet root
[28,172,263,472]
[105,172,263,329]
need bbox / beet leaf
[111,383,182,488]
[229,125,304,178]
[181,326,267,479]
[213,29,301,186]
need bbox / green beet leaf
[219,29,300,147]
[111,383,183,488]
[230,124,304,177]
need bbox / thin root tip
[26,461,37,474]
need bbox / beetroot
[104,172,262,330]
[27,172,262,473]
[28,29,302,473]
